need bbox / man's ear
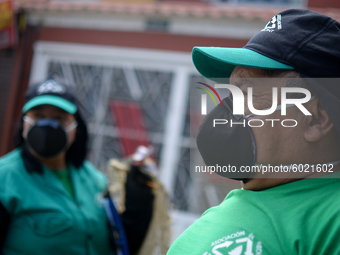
[304,100,334,142]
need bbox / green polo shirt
[168,174,340,255]
[0,148,110,255]
[51,167,75,199]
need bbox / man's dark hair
[264,69,340,145]
[262,69,315,98]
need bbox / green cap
[22,95,77,114]
[192,47,294,79]
[22,79,78,114]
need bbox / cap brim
[192,47,294,80]
[22,95,77,114]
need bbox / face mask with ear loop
[23,116,78,158]
[196,95,322,183]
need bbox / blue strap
[103,198,130,255]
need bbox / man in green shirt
[168,9,340,255]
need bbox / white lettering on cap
[261,14,282,32]
[37,80,65,95]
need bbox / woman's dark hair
[14,110,88,173]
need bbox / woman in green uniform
[0,79,153,255]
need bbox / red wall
[308,0,340,8]
[38,28,248,52]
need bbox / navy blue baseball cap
[22,79,78,114]
[192,9,340,79]
[192,9,340,132]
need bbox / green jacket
[0,148,110,255]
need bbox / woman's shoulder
[0,148,22,166]
[0,148,25,176]
[0,149,27,210]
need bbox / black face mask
[196,96,256,182]
[23,116,77,158]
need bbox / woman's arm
[0,201,10,250]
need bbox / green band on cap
[192,47,294,79]
[22,95,77,114]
